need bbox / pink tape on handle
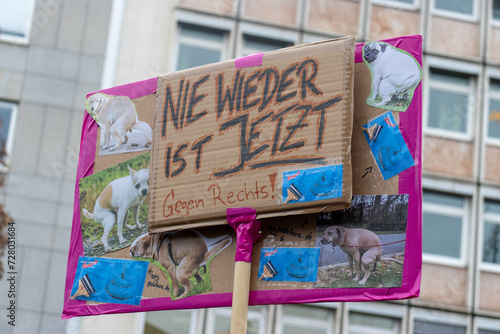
[227,208,261,263]
[234,53,264,69]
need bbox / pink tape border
[235,52,264,69]
[227,208,261,263]
[62,36,422,319]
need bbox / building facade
[1,0,500,333]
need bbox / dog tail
[380,257,403,265]
[132,121,153,145]
[82,208,94,220]
[204,235,232,263]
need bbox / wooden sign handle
[226,207,261,334]
[230,261,252,334]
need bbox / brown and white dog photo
[82,165,149,253]
[130,230,232,299]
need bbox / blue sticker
[362,112,415,180]
[258,248,320,282]
[70,257,148,305]
[282,165,343,204]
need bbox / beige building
[1,0,500,333]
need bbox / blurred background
[1,0,500,333]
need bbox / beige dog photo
[320,226,403,285]
[315,195,407,288]
[130,230,232,299]
[85,93,153,155]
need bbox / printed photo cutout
[362,111,415,180]
[258,247,320,282]
[282,165,343,204]
[85,93,153,156]
[79,151,150,257]
[129,229,232,300]
[315,194,408,288]
[70,257,148,305]
[363,41,422,112]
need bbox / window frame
[479,188,500,273]
[421,179,474,267]
[491,0,500,26]
[484,68,500,146]
[423,57,479,142]
[0,0,36,44]
[0,101,18,173]
[172,23,229,72]
[205,306,269,334]
[274,304,336,334]
[430,0,479,22]
[236,22,298,58]
[344,302,404,334]
[474,316,500,334]
[371,0,420,11]
[410,309,470,334]
[172,11,234,72]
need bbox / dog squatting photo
[129,230,233,300]
[85,93,153,156]
[363,42,422,112]
[79,151,150,257]
[314,194,408,288]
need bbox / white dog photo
[80,152,150,257]
[85,93,153,156]
[363,41,422,111]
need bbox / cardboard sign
[62,35,422,319]
[149,37,355,232]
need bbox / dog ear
[143,236,150,249]
[380,43,387,52]
[128,165,136,176]
[336,226,345,241]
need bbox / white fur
[83,166,149,251]
[86,93,153,151]
[364,41,421,107]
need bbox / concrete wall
[0,1,112,333]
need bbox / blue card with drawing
[70,257,148,305]
[259,247,320,282]
[282,165,343,204]
[362,111,415,180]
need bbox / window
[175,23,228,71]
[413,320,466,334]
[383,0,414,3]
[479,330,500,334]
[0,0,35,41]
[275,304,335,334]
[494,0,500,21]
[241,34,293,56]
[372,0,417,8]
[426,69,474,138]
[144,310,199,334]
[205,306,267,334]
[487,80,500,141]
[422,190,468,264]
[475,318,500,334]
[433,0,475,18]
[348,312,401,334]
[0,101,17,171]
[482,200,500,266]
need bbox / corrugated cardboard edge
[148,36,355,233]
